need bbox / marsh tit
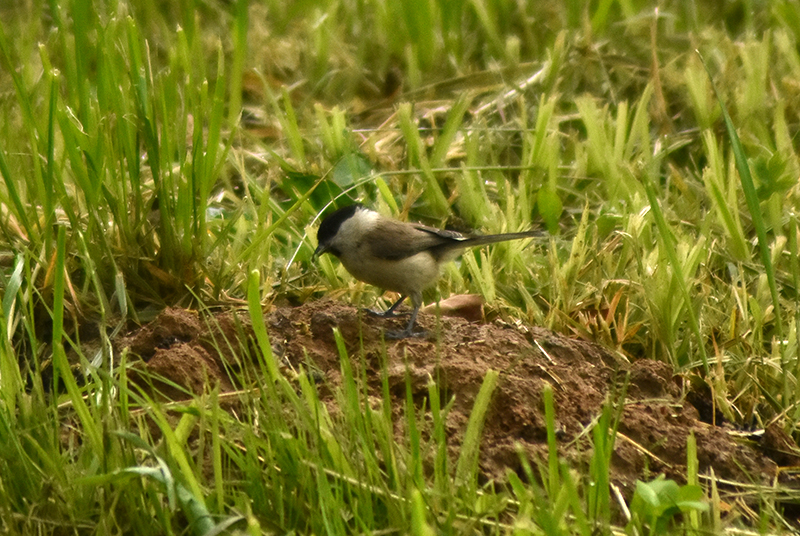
[314,204,538,339]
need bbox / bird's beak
[313,243,327,259]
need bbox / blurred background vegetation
[2,0,800,532]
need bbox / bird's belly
[341,251,440,296]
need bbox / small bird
[314,203,538,339]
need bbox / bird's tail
[458,230,542,247]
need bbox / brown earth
[117,302,799,498]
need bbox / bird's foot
[377,299,422,339]
[364,295,408,318]
[384,328,429,340]
[365,308,409,318]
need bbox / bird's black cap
[314,203,362,257]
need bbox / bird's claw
[365,308,406,318]
[384,328,429,340]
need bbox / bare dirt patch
[118,302,789,494]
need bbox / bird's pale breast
[341,247,440,296]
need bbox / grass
[1,0,800,533]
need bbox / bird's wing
[364,220,464,260]
[412,224,468,242]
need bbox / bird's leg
[385,294,428,339]
[365,295,408,318]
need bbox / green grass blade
[246,269,278,382]
[429,96,470,168]
[397,103,449,215]
[0,256,24,410]
[455,369,498,495]
[428,375,450,498]
[51,225,104,454]
[699,52,784,337]
[0,147,34,241]
[211,387,224,512]
[227,0,248,129]
[404,361,424,488]
[410,489,436,536]
[543,382,559,497]
[2,254,23,321]
[686,431,701,530]
[642,161,710,374]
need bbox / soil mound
[119,303,786,493]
